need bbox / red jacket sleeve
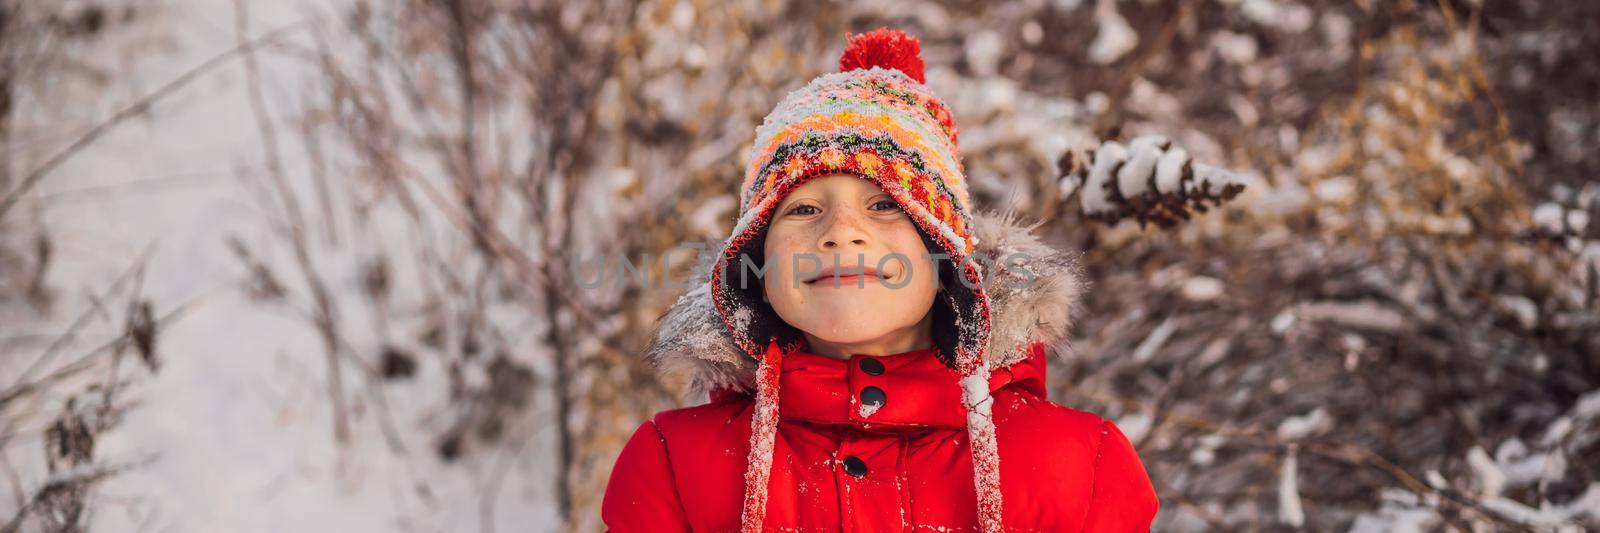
[1080,419,1160,532]
[602,419,693,533]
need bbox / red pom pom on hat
[838,27,926,83]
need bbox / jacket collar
[766,341,1048,430]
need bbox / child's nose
[823,236,866,248]
[818,212,870,249]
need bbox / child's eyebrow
[776,194,814,211]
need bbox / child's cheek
[763,231,806,294]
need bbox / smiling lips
[805,265,890,286]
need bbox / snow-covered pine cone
[1057,134,1246,228]
[1532,202,1590,238]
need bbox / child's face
[761,174,938,348]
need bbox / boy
[603,28,1158,532]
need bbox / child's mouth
[805,266,889,287]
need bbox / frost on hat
[703,27,1007,532]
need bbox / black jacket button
[841,455,868,477]
[858,357,885,375]
[859,386,886,408]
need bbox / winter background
[2,0,1598,531]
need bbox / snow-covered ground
[12,1,558,531]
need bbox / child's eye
[786,204,820,216]
[870,199,901,212]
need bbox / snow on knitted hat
[708,27,1003,532]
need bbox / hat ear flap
[913,225,962,368]
[718,227,805,355]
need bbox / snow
[1082,140,1127,216]
[1534,202,1567,233]
[1057,172,1084,201]
[1531,200,1587,239]
[1275,407,1330,441]
[1115,410,1153,444]
[1228,94,1260,126]
[1313,175,1357,203]
[6,1,562,531]
[1579,184,1600,210]
[1154,146,1189,195]
[1493,294,1540,330]
[1320,13,1354,62]
[1240,0,1314,33]
[1117,135,1166,199]
[1124,81,1183,124]
[972,78,1020,117]
[1212,31,1259,65]
[1432,389,1600,529]
[1347,504,1438,533]
[960,371,994,418]
[1070,133,1246,225]
[1289,300,1407,334]
[1482,484,1600,528]
[1192,163,1233,196]
[964,30,1004,78]
[1543,388,1600,447]
[1574,389,1600,421]
[740,349,782,532]
[1130,318,1174,363]
[691,194,738,239]
[1087,0,1137,65]
[958,369,1003,532]
[1179,276,1223,302]
[1278,445,1304,527]
[1052,0,1086,11]
[1492,438,1559,487]
[1188,434,1225,466]
[858,399,882,418]
[1021,21,1044,47]
[1467,446,1506,499]
[1568,209,1591,234]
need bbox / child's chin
[804,323,902,345]
[797,305,913,330]
[802,288,898,310]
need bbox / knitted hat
[708,28,1003,531]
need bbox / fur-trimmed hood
[644,209,1087,398]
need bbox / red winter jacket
[602,340,1158,531]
